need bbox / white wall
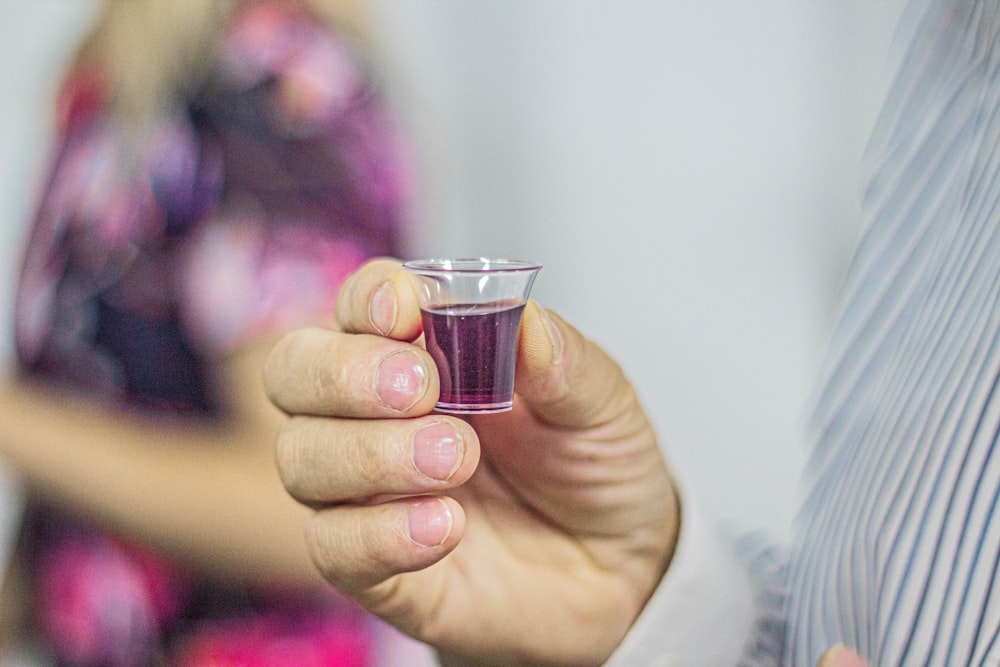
[369,0,906,538]
[0,2,906,553]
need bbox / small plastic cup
[402,258,542,414]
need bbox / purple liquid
[421,300,526,413]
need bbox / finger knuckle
[275,417,316,498]
[305,509,390,591]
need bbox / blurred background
[1,0,903,601]
[366,0,905,540]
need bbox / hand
[817,645,869,667]
[263,259,680,666]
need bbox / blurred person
[263,1,1000,665]
[0,0,430,665]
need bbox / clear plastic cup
[403,258,542,414]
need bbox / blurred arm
[0,337,326,591]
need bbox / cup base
[434,400,513,414]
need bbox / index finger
[335,258,423,340]
[263,327,439,417]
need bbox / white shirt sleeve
[603,489,758,667]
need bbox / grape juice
[421,300,526,413]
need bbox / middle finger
[276,414,480,504]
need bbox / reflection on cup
[403,258,542,414]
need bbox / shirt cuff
[603,488,756,667]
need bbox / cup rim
[402,257,542,273]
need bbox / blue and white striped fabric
[768,0,1000,664]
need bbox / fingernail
[369,280,397,335]
[828,645,869,667]
[407,498,453,547]
[376,351,428,411]
[541,307,563,365]
[412,422,463,481]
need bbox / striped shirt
[779,0,1000,664]
[606,1,1000,664]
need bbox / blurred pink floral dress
[12,3,411,665]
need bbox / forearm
[0,372,325,591]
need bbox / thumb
[817,644,869,667]
[516,299,639,429]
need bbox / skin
[0,338,328,592]
[264,258,681,666]
[263,258,872,665]
[817,645,869,667]
[0,281,874,665]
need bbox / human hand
[817,645,869,667]
[263,258,680,667]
